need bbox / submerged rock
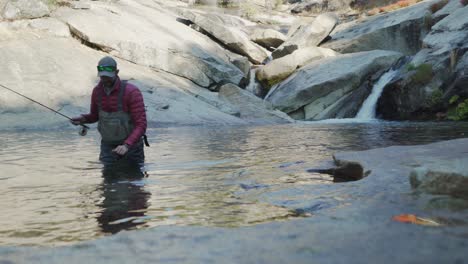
[410,158,468,199]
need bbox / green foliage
[448,99,468,121]
[449,95,460,105]
[406,63,416,71]
[407,63,433,84]
[430,88,443,106]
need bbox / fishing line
[0,83,89,136]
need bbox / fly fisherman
[71,56,147,166]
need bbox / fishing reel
[79,125,89,136]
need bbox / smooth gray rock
[432,0,463,23]
[256,47,338,88]
[2,0,49,20]
[272,13,338,59]
[322,0,437,55]
[410,158,468,199]
[377,5,468,120]
[265,50,403,118]
[181,10,269,64]
[250,28,286,49]
[218,83,294,124]
[0,32,246,130]
[54,1,245,88]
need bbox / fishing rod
[0,83,89,136]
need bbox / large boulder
[272,13,338,59]
[321,0,438,55]
[54,0,246,89]
[250,28,286,50]
[377,5,468,120]
[0,29,247,130]
[256,47,339,88]
[265,50,403,120]
[218,83,294,124]
[1,0,50,20]
[180,10,269,64]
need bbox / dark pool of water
[0,121,467,246]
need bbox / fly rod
[0,83,89,135]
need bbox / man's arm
[124,87,147,147]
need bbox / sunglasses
[97,65,116,72]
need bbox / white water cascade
[355,69,398,120]
[246,68,259,95]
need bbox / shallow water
[0,121,467,246]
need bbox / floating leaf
[392,214,442,226]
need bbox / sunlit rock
[256,46,338,88]
[322,0,437,55]
[272,12,338,59]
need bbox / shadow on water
[96,162,151,234]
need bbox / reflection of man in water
[96,166,151,234]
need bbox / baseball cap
[97,56,117,78]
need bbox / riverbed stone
[265,50,403,119]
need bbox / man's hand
[70,116,86,126]
[113,144,129,156]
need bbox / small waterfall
[246,68,259,95]
[355,69,398,120]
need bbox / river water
[1,121,467,246]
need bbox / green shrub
[430,88,443,106]
[449,95,460,105]
[409,63,433,84]
[406,63,416,71]
[448,99,468,120]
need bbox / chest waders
[97,81,144,165]
[98,80,133,144]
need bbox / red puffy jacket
[82,77,147,147]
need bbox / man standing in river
[71,56,147,166]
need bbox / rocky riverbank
[0,0,467,129]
